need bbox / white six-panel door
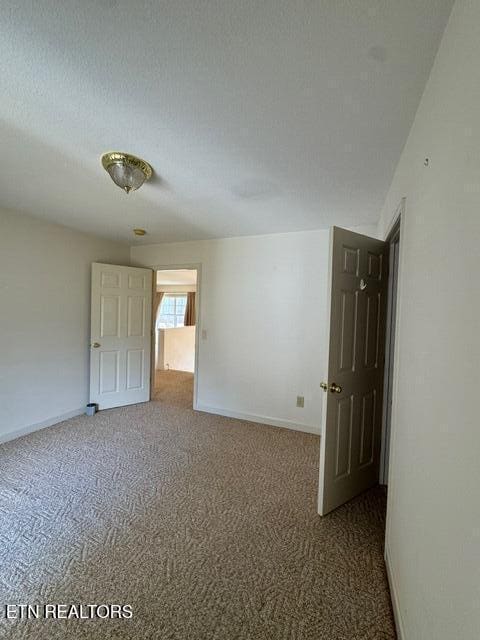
[318,227,388,515]
[89,263,153,410]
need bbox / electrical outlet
[296,396,304,408]
[201,329,207,340]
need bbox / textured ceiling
[0,1,453,244]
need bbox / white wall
[159,326,195,372]
[132,226,375,434]
[133,231,326,432]
[0,209,129,442]
[379,1,480,637]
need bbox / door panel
[335,395,353,478]
[343,246,360,275]
[100,270,121,288]
[127,296,146,337]
[318,227,388,515]
[100,296,120,337]
[359,390,376,467]
[99,351,119,394]
[128,273,147,290]
[339,290,357,372]
[367,251,383,280]
[90,263,152,410]
[364,292,380,368]
[126,349,144,389]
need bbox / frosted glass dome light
[101,152,153,194]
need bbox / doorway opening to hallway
[153,269,198,407]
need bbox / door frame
[379,212,402,485]
[150,263,202,409]
[382,198,408,640]
[380,198,406,494]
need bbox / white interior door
[89,263,153,410]
[318,227,389,515]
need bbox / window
[157,294,187,328]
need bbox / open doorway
[153,269,198,408]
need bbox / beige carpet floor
[0,370,395,639]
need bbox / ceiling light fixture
[133,228,147,236]
[101,152,153,194]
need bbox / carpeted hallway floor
[0,370,395,639]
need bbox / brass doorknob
[320,381,342,393]
[91,342,101,348]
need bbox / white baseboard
[0,408,85,445]
[195,403,321,436]
[385,542,406,640]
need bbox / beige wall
[379,1,480,637]
[132,225,376,434]
[157,326,195,372]
[0,209,129,442]
[134,231,329,432]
